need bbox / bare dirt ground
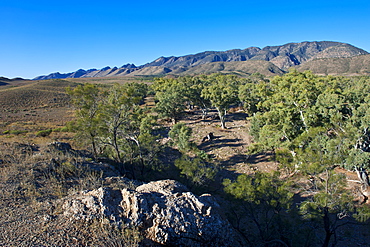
[182,109,277,175]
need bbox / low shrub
[52,126,69,132]
[2,130,28,135]
[36,129,52,137]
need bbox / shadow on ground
[198,137,244,151]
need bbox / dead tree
[354,166,370,203]
[355,167,370,186]
[355,127,370,152]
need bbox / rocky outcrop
[250,41,368,70]
[62,179,242,246]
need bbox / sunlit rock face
[62,179,242,246]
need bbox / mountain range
[34,41,369,80]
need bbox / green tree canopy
[152,78,187,124]
[201,74,241,129]
[66,83,103,156]
[68,82,158,179]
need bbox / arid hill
[296,54,370,75]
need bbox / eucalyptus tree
[245,72,370,246]
[98,83,158,177]
[295,128,355,247]
[98,84,137,165]
[241,72,370,246]
[174,155,216,189]
[152,77,187,124]
[66,83,104,156]
[178,75,212,119]
[238,73,271,115]
[68,82,157,178]
[249,70,326,149]
[201,74,241,129]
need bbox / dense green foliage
[152,74,243,128]
[239,71,370,246]
[201,74,241,128]
[244,71,370,170]
[175,155,216,188]
[168,123,194,152]
[152,78,187,124]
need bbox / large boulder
[62,179,241,246]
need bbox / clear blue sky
[1,0,369,79]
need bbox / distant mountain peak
[101,66,111,71]
[121,63,137,69]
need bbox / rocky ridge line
[33,41,369,79]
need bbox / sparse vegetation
[2,129,28,135]
[1,72,370,246]
[52,126,69,132]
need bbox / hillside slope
[179,60,285,76]
[296,54,370,75]
[0,79,78,124]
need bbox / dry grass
[0,139,146,246]
[0,79,77,134]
